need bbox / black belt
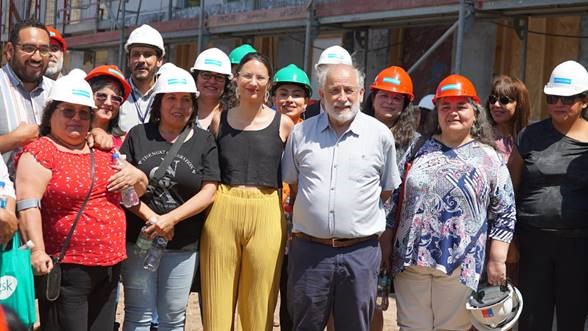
[291,232,378,248]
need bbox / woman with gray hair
[381,74,516,330]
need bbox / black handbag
[43,149,95,301]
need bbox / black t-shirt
[517,119,588,233]
[121,123,221,249]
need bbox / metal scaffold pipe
[303,0,313,74]
[408,21,458,75]
[118,0,126,70]
[198,0,205,53]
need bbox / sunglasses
[95,92,124,107]
[58,108,92,121]
[545,94,581,105]
[199,71,226,83]
[488,95,514,106]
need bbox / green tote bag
[0,233,36,327]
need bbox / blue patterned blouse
[387,138,516,290]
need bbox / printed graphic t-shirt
[121,123,221,250]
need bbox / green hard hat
[229,44,257,65]
[272,64,312,97]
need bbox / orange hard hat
[370,66,414,102]
[46,26,67,52]
[85,65,131,101]
[433,74,480,104]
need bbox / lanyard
[131,90,149,124]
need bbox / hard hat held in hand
[48,69,96,109]
[272,64,312,97]
[315,45,353,71]
[370,66,414,102]
[433,74,480,104]
[465,282,523,331]
[85,65,131,101]
[125,24,165,56]
[544,60,588,96]
[154,66,199,97]
[191,48,233,79]
[229,44,257,65]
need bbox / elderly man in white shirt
[282,63,401,331]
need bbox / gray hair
[317,64,365,92]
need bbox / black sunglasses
[545,94,581,105]
[488,95,514,106]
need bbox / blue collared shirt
[0,64,54,170]
[282,111,401,239]
[118,78,155,133]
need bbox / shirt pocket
[347,154,379,182]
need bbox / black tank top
[217,109,284,188]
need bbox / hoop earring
[264,89,270,103]
[235,88,240,101]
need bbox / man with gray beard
[44,26,66,80]
[282,64,401,330]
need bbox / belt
[291,232,378,248]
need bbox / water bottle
[111,152,140,208]
[0,181,7,209]
[143,236,168,272]
[376,270,390,311]
[134,216,157,256]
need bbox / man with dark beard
[0,19,53,173]
[118,24,165,133]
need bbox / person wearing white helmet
[509,60,588,331]
[119,66,220,330]
[305,45,354,119]
[118,24,165,133]
[190,47,233,130]
[416,94,435,134]
[16,69,146,331]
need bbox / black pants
[279,254,293,331]
[37,263,121,331]
[518,229,588,331]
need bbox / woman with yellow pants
[200,52,294,331]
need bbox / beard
[324,100,360,124]
[45,55,64,77]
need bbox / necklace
[48,134,87,151]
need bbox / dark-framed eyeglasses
[488,95,514,106]
[15,43,50,56]
[58,107,92,121]
[199,71,226,83]
[94,92,124,107]
[545,94,581,105]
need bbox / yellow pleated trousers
[201,184,286,331]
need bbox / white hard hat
[417,94,435,111]
[125,24,165,56]
[155,63,178,79]
[544,60,588,96]
[48,68,96,109]
[315,45,353,71]
[466,282,523,331]
[154,66,199,98]
[191,48,233,79]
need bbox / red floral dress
[17,137,126,266]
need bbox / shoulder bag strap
[151,126,190,183]
[56,148,95,263]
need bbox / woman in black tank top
[200,53,294,331]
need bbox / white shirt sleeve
[0,158,15,199]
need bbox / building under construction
[1,0,587,119]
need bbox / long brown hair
[486,75,530,137]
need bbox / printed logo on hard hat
[49,31,56,37]
[553,77,572,85]
[327,53,344,60]
[204,59,223,67]
[440,83,462,92]
[72,89,91,98]
[481,308,494,318]
[108,68,125,80]
[167,78,188,85]
[382,77,401,85]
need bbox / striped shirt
[0,64,54,171]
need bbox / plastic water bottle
[134,217,156,256]
[0,181,7,209]
[376,270,390,311]
[143,236,168,272]
[111,152,140,208]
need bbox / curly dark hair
[39,101,95,136]
[148,93,198,129]
[191,70,234,112]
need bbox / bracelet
[16,198,41,212]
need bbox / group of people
[0,17,587,331]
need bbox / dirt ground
[115,292,400,330]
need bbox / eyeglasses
[488,95,514,106]
[95,92,124,107]
[238,72,269,84]
[546,94,581,105]
[58,107,92,121]
[15,43,50,56]
[199,71,226,83]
